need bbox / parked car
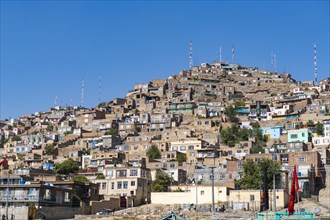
[96,209,113,215]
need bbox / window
[272,154,278,161]
[130,170,138,176]
[131,181,135,186]
[106,170,113,177]
[188,145,194,150]
[237,162,243,169]
[180,146,186,151]
[290,134,298,139]
[200,190,205,195]
[134,145,138,150]
[205,121,209,125]
[170,163,175,168]
[111,182,114,189]
[173,146,178,151]
[102,182,106,189]
[302,133,305,137]
[117,181,122,189]
[197,121,202,125]
[123,181,128,189]
[250,195,255,201]
[228,150,232,155]
[298,157,306,162]
[116,170,127,177]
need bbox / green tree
[47,124,54,132]
[96,174,105,179]
[44,144,56,155]
[64,131,73,135]
[220,124,240,146]
[16,153,25,160]
[146,145,161,159]
[250,121,260,129]
[236,158,281,190]
[224,105,238,122]
[11,135,21,142]
[73,175,90,184]
[82,148,91,155]
[235,101,246,107]
[152,171,173,192]
[104,128,119,136]
[238,128,251,141]
[98,102,108,108]
[55,158,79,174]
[0,135,8,148]
[315,122,324,136]
[176,153,187,163]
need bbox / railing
[0,194,38,201]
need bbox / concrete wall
[151,186,228,205]
[0,206,28,220]
[229,189,288,211]
[90,198,120,214]
[38,206,80,220]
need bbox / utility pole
[195,164,198,211]
[210,166,215,216]
[6,171,10,220]
[273,172,276,212]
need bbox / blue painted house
[261,126,283,139]
[287,128,311,143]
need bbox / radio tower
[81,79,84,107]
[271,52,277,72]
[54,96,58,106]
[231,46,235,65]
[219,46,222,63]
[99,75,102,103]
[314,41,317,85]
[189,40,193,69]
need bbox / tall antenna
[219,46,222,63]
[314,41,317,84]
[54,96,58,106]
[274,53,277,72]
[231,46,235,65]
[189,40,193,69]
[271,52,277,72]
[81,79,84,107]
[99,75,102,103]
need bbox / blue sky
[1,1,329,119]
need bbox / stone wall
[90,199,120,214]
[38,206,80,220]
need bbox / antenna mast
[231,46,235,65]
[99,75,102,103]
[189,40,193,69]
[54,96,58,106]
[219,46,222,63]
[81,79,84,107]
[314,41,317,84]
[271,52,277,72]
